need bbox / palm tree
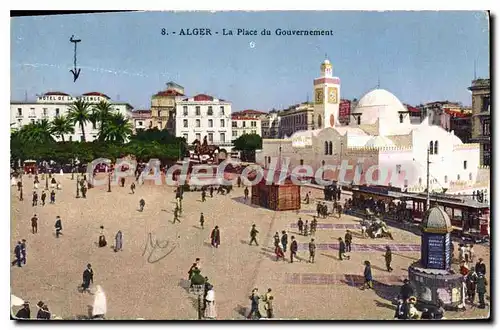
[19,119,55,144]
[91,101,114,140]
[51,115,75,142]
[98,112,133,143]
[67,99,92,142]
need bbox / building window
[183,119,188,128]
[232,131,237,137]
[328,141,333,155]
[158,122,163,129]
[183,106,188,116]
[220,106,225,115]
[419,177,422,185]
[208,119,213,127]
[17,108,22,116]
[482,119,490,136]
[138,121,143,126]
[251,121,256,127]
[195,106,201,116]
[17,119,22,126]
[69,136,73,142]
[29,108,35,116]
[324,141,329,155]
[208,133,213,142]
[183,133,188,141]
[399,113,404,123]
[444,175,448,183]
[251,130,257,134]
[207,106,213,116]
[429,141,434,155]
[396,164,401,174]
[220,119,225,127]
[434,141,438,154]
[30,119,35,124]
[469,172,473,181]
[243,130,247,135]
[232,121,237,128]
[300,159,304,166]
[55,108,60,116]
[196,119,201,127]
[196,133,201,141]
[463,160,467,170]
[242,121,246,127]
[220,133,225,143]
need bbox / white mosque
[256,59,489,196]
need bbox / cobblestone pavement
[10,176,490,320]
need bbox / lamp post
[191,284,204,320]
[107,172,112,193]
[45,174,49,190]
[76,174,80,198]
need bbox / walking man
[290,236,298,263]
[280,231,288,252]
[273,232,280,247]
[345,230,353,252]
[32,191,38,207]
[310,217,317,235]
[309,238,316,263]
[130,182,136,194]
[244,187,249,201]
[139,198,145,212]
[50,190,56,204]
[13,241,22,267]
[199,213,205,229]
[385,245,393,272]
[81,263,94,293]
[21,239,27,265]
[210,226,221,248]
[201,190,206,202]
[209,186,214,198]
[362,260,373,290]
[247,288,261,319]
[41,191,46,206]
[31,214,38,234]
[249,224,259,246]
[476,273,488,309]
[55,216,62,238]
[297,218,304,235]
[338,237,348,260]
[263,288,274,319]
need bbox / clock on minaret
[315,88,324,104]
[328,87,338,104]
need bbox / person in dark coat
[308,238,316,263]
[32,191,38,207]
[55,216,62,238]
[41,191,47,206]
[475,258,486,276]
[247,288,262,319]
[400,279,414,301]
[31,214,38,234]
[384,246,393,272]
[50,190,56,204]
[273,232,280,247]
[201,190,206,202]
[297,218,304,235]
[81,263,94,293]
[36,301,51,319]
[130,182,136,194]
[394,299,407,319]
[344,230,352,252]
[139,198,145,212]
[476,273,488,309]
[15,301,31,319]
[210,226,221,248]
[21,239,27,265]
[338,237,348,260]
[362,260,373,290]
[209,186,214,198]
[244,187,249,200]
[290,236,298,263]
[466,267,478,304]
[280,231,288,252]
[199,213,205,229]
[13,241,22,267]
[249,224,259,246]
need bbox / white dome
[322,59,331,65]
[355,89,407,125]
[365,136,395,148]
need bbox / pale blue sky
[11,11,489,110]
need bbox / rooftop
[82,92,110,99]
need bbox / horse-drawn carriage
[366,219,394,240]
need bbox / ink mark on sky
[69,35,82,82]
[142,232,177,264]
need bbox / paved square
[10,176,490,320]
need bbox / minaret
[313,59,341,129]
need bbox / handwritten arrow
[69,35,82,82]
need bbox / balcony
[28,114,37,119]
[15,114,23,118]
[470,135,490,143]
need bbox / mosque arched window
[399,113,404,123]
[457,174,461,181]
[434,141,439,154]
[324,141,329,155]
[328,141,333,155]
[469,172,473,181]
[429,141,434,155]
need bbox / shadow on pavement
[231,196,260,209]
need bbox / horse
[191,139,220,162]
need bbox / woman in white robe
[92,285,107,319]
[204,288,216,319]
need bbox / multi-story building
[231,113,262,141]
[232,109,266,119]
[174,94,232,149]
[261,110,281,139]
[404,104,423,124]
[419,101,462,126]
[278,102,315,138]
[131,110,153,132]
[442,109,472,144]
[469,78,491,166]
[151,81,185,132]
[10,91,133,142]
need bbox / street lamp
[107,172,112,192]
[76,173,80,198]
[45,175,49,190]
[191,284,205,320]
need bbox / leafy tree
[91,101,114,140]
[18,119,55,144]
[67,99,92,142]
[98,112,133,143]
[51,115,75,142]
[233,133,262,151]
